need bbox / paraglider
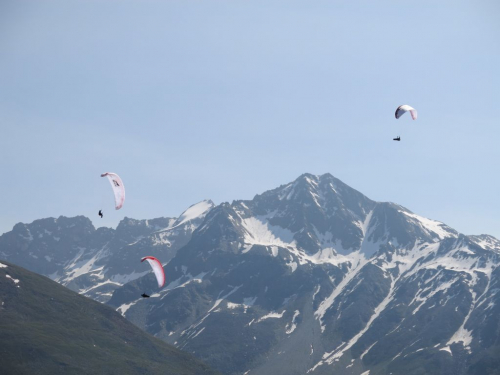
[395,105,417,120]
[141,256,165,288]
[141,293,150,298]
[101,172,125,210]
[393,105,417,140]
[98,210,103,218]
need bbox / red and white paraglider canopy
[141,256,165,288]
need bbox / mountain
[3,174,500,375]
[0,260,218,375]
[0,200,214,302]
[107,173,500,375]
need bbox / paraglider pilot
[98,210,103,218]
[393,136,401,141]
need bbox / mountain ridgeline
[2,173,500,375]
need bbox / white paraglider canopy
[395,105,417,120]
[141,256,165,288]
[101,172,125,210]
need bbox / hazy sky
[1,0,499,237]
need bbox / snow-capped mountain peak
[105,174,500,375]
[3,174,500,375]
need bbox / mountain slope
[108,173,500,375]
[0,260,218,375]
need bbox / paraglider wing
[395,105,417,120]
[141,256,165,288]
[101,172,125,210]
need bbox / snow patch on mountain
[209,286,242,313]
[227,297,256,313]
[319,275,397,367]
[80,280,122,294]
[383,241,440,277]
[162,271,208,293]
[315,251,368,332]
[447,326,473,353]
[400,243,491,281]
[445,267,495,353]
[241,216,296,248]
[285,310,300,334]
[191,327,205,339]
[173,200,214,228]
[257,310,286,322]
[117,300,138,316]
[150,232,172,246]
[399,210,457,240]
[469,234,500,252]
[360,341,378,360]
[440,346,453,355]
[410,277,460,315]
[65,252,102,282]
[357,209,374,238]
[227,297,257,314]
[6,274,20,284]
[286,258,298,272]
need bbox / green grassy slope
[0,260,219,375]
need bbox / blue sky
[0,0,499,237]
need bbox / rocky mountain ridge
[0,200,214,302]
